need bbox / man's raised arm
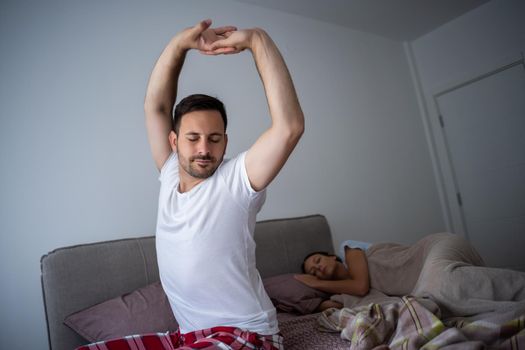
[144,20,237,171]
[209,29,305,191]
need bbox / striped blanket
[319,296,525,349]
[76,326,284,350]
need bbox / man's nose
[197,139,211,154]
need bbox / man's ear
[169,131,177,153]
[224,133,228,150]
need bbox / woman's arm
[343,247,370,295]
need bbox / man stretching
[144,19,304,349]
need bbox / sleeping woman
[295,233,525,317]
[294,240,372,311]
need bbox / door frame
[406,45,524,239]
[434,55,525,240]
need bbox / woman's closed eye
[308,257,320,275]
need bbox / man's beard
[178,153,223,179]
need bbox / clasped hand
[176,19,255,55]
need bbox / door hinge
[439,115,445,128]
[456,192,463,206]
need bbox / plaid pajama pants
[76,326,284,350]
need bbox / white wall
[408,0,524,240]
[0,0,443,348]
[411,0,524,93]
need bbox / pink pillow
[64,282,178,342]
[263,274,329,314]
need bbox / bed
[41,214,525,350]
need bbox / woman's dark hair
[173,94,228,135]
[301,251,342,273]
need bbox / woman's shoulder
[338,240,372,260]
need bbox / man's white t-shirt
[156,151,278,335]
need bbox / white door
[436,62,525,271]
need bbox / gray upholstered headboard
[41,214,334,350]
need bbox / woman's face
[304,254,339,280]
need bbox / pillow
[262,273,329,314]
[64,281,178,342]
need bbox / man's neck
[178,173,206,193]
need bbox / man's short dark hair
[173,94,228,135]
[301,251,342,273]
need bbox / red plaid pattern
[76,327,283,350]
